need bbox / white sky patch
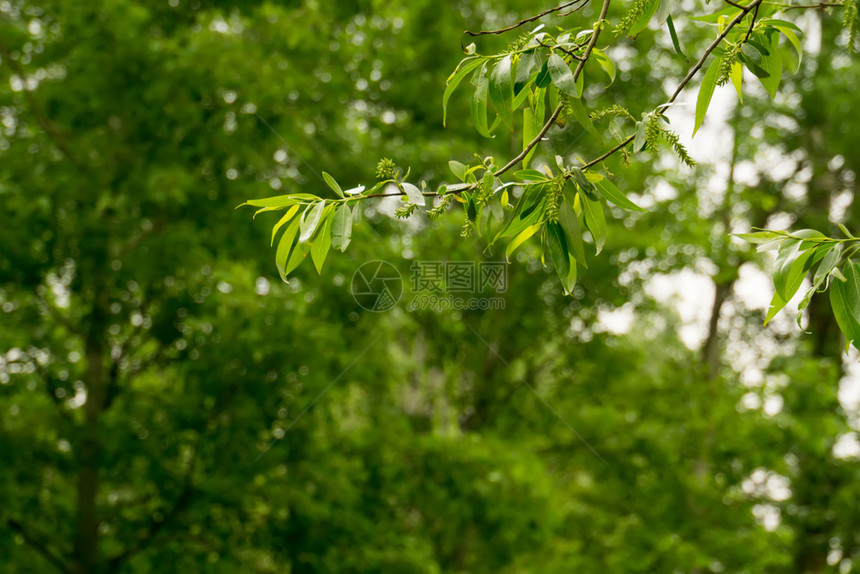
[597,302,636,335]
[646,269,715,349]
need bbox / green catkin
[716,45,741,86]
[844,0,859,53]
[375,158,396,180]
[545,180,564,224]
[614,0,656,37]
[590,104,635,122]
[645,114,696,168]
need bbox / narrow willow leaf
[514,169,548,181]
[829,261,860,350]
[734,231,781,244]
[243,193,320,208]
[331,204,352,252]
[535,58,552,88]
[729,61,743,104]
[402,182,425,206]
[566,96,602,143]
[506,223,541,262]
[757,33,783,100]
[299,201,324,242]
[629,0,661,36]
[666,16,687,60]
[592,49,616,86]
[442,57,483,127]
[593,177,645,212]
[814,243,842,284]
[547,222,570,279]
[471,63,492,138]
[764,289,788,326]
[773,245,815,302]
[511,73,536,112]
[547,54,579,99]
[514,52,536,94]
[656,0,675,25]
[311,210,333,274]
[490,55,514,130]
[285,237,311,277]
[633,120,648,151]
[768,21,803,72]
[581,194,606,254]
[523,107,537,169]
[322,171,344,198]
[694,55,722,136]
[275,218,301,281]
[271,204,300,246]
[449,160,468,181]
[559,199,587,268]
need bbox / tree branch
[7,519,71,574]
[497,0,613,177]
[0,45,88,171]
[582,0,765,170]
[465,0,588,36]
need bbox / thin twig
[744,2,760,41]
[465,0,588,36]
[7,519,71,574]
[723,0,746,9]
[770,1,842,8]
[496,0,613,178]
[583,0,765,170]
[538,39,585,60]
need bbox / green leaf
[514,52,536,94]
[813,243,842,285]
[559,199,587,268]
[756,33,783,100]
[271,204,300,246]
[633,119,648,152]
[729,61,743,104]
[734,230,782,244]
[547,54,579,98]
[311,210,333,274]
[514,169,548,181]
[565,96,602,144]
[522,107,537,170]
[331,204,353,252]
[402,182,425,206]
[490,55,514,130]
[592,49,616,87]
[449,160,468,181]
[275,217,301,281]
[471,63,492,138]
[773,236,821,301]
[547,222,570,279]
[629,0,660,37]
[581,193,606,254]
[666,15,687,61]
[285,236,311,277]
[656,0,675,26]
[535,58,552,88]
[299,201,325,242]
[763,289,788,326]
[243,193,319,209]
[593,177,645,212]
[506,223,541,261]
[442,57,484,127]
[768,21,803,72]
[322,171,344,198]
[829,261,860,350]
[694,54,722,136]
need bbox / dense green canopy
[1,1,859,573]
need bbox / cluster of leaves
[242,0,860,350]
[738,226,860,350]
[695,17,803,134]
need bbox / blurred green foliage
[0,1,859,573]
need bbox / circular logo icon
[351,260,403,312]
